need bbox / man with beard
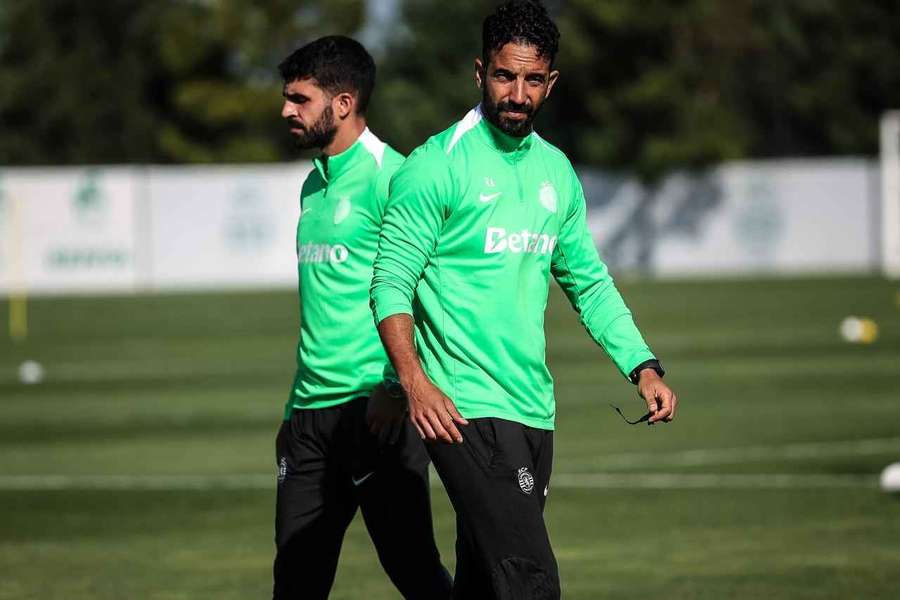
[370,2,677,598]
[274,36,451,600]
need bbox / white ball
[839,316,863,342]
[18,360,44,385]
[881,463,900,493]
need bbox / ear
[545,69,560,99]
[333,91,355,120]
[474,57,485,89]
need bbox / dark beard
[289,105,337,150]
[480,88,537,138]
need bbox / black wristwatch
[628,359,665,384]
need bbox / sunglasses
[609,403,653,426]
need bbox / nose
[281,101,295,120]
[510,79,528,105]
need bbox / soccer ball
[18,360,45,385]
[880,463,900,493]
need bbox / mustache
[286,119,306,130]
[497,101,533,115]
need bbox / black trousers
[427,418,560,600]
[273,396,451,600]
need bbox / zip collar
[474,104,534,162]
[312,129,371,183]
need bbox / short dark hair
[482,1,560,67]
[278,36,375,114]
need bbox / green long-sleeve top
[285,128,404,419]
[370,106,655,430]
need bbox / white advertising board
[0,167,139,294]
[583,159,877,275]
[145,164,310,290]
[0,158,882,296]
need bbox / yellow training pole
[8,193,27,341]
[10,294,27,341]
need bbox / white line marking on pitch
[583,437,900,469]
[0,474,274,491]
[0,438,893,490]
[0,473,878,491]
[550,473,877,489]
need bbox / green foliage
[1,0,899,171]
[544,0,900,178]
[367,0,489,155]
[545,0,753,180]
[731,1,900,157]
[370,0,900,180]
[0,0,364,164]
[0,0,159,164]
[546,0,900,179]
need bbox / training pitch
[1,276,899,599]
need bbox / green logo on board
[734,179,782,256]
[72,169,107,227]
[48,169,130,271]
[225,184,274,253]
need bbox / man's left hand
[637,369,677,424]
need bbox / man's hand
[637,369,677,423]
[366,383,407,445]
[404,373,468,444]
[375,313,467,444]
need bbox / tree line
[2,0,899,180]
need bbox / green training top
[285,128,404,418]
[370,106,656,430]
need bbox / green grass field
[1,276,899,599]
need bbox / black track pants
[427,417,559,600]
[273,397,451,600]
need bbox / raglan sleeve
[371,153,406,385]
[549,165,657,379]
[372,152,403,223]
[370,143,454,324]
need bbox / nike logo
[479,192,501,203]
[352,471,375,486]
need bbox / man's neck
[322,116,367,157]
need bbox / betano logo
[484,227,557,255]
[297,242,350,264]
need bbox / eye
[285,95,308,105]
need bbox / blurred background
[1,1,899,599]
